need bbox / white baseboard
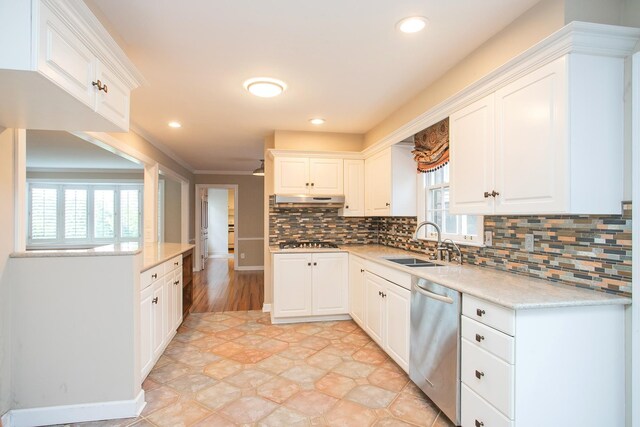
[2,411,11,427]
[262,303,272,313]
[270,314,352,325]
[8,390,145,427]
[208,253,229,259]
[235,266,264,271]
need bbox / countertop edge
[342,245,631,310]
[141,243,195,272]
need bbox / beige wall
[107,131,195,241]
[0,128,14,417]
[195,174,264,268]
[364,0,566,148]
[163,177,182,243]
[274,130,364,152]
[263,134,275,305]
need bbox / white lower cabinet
[348,255,366,327]
[140,255,184,379]
[273,252,348,320]
[363,271,410,372]
[461,294,625,427]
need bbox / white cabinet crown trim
[41,0,146,89]
[361,21,640,159]
[268,149,363,160]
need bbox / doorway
[195,184,238,271]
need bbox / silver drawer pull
[151,273,158,279]
[475,333,485,342]
[475,370,485,379]
[475,420,484,427]
[476,308,485,317]
[152,297,158,304]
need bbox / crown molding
[362,21,640,159]
[194,170,255,175]
[129,124,195,174]
[267,149,364,160]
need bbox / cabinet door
[140,283,154,378]
[364,272,385,346]
[494,57,566,214]
[37,2,96,108]
[174,269,183,329]
[94,60,130,131]
[164,275,173,343]
[274,157,310,194]
[384,283,411,372]
[151,280,164,358]
[311,252,348,316]
[449,94,495,215]
[309,158,343,195]
[342,160,365,216]
[348,255,366,327]
[365,150,391,216]
[273,253,313,317]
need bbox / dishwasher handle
[414,283,454,304]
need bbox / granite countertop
[142,242,195,272]
[11,242,143,258]
[269,245,345,253]
[271,243,630,310]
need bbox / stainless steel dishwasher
[410,276,461,426]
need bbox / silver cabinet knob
[152,297,158,304]
[475,370,485,379]
[476,308,485,317]
[475,334,485,342]
[475,421,484,427]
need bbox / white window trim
[416,170,485,247]
[27,181,143,249]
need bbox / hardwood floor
[191,258,264,312]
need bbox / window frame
[416,165,485,246]
[27,181,143,248]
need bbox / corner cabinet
[450,53,625,215]
[340,159,365,217]
[0,0,143,131]
[274,157,343,195]
[364,145,416,217]
[272,252,349,321]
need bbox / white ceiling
[90,0,541,172]
[26,130,143,170]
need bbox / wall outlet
[240,253,245,259]
[484,231,493,247]
[524,234,534,252]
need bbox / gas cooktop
[278,241,339,249]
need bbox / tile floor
[61,311,455,427]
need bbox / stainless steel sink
[385,257,440,268]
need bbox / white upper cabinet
[274,156,343,195]
[365,145,416,217]
[0,0,144,131]
[341,159,365,217]
[450,53,625,215]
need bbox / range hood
[274,194,345,207]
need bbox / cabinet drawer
[141,264,164,290]
[165,255,182,272]
[462,316,514,364]
[463,294,515,336]
[462,338,514,418]
[462,384,514,427]
[364,260,411,290]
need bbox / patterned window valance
[412,117,449,173]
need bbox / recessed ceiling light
[243,77,287,98]
[168,121,182,128]
[309,118,325,125]
[397,16,428,33]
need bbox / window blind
[30,187,58,240]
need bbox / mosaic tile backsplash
[269,199,632,296]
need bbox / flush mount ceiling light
[243,78,287,98]
[309,118,325,125]
[168,121,182,128]
[252,159,265,176]
[397,16,428,33]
